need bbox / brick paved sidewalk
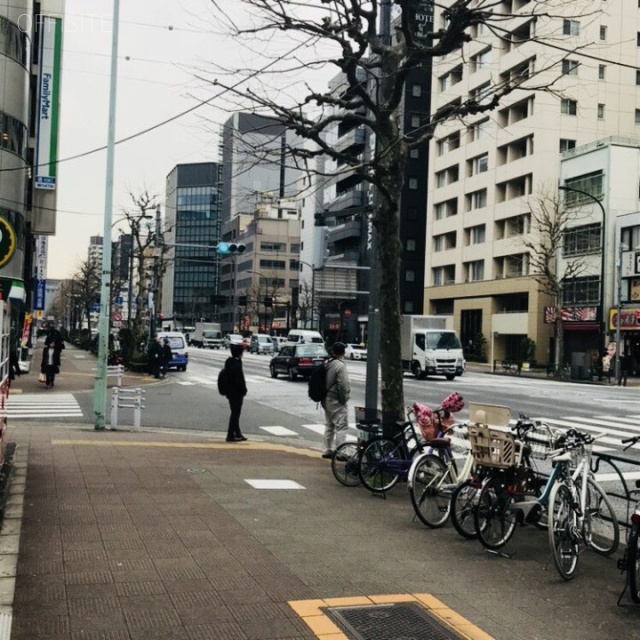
[0,421,635,640]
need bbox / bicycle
[406,418,473,530]
[547,430,619,579]
[331,424,382,487]
[615,434,640,603]
[357,410,425,493]
[471,418,560,552]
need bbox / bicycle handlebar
[622,434,640,450]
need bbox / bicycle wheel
[548,481,579,580]
[628,529,640,603]
[331,442,361,487]
[474,476,518,550]
[584,478,619,556]
[359,438,403,493]
[408,454,450,528]
[451,479,482,539]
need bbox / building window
[560,138,576,152]
[599,25,607,41]
[636,70,640,85]
[562,59,578,75]
[434,236,444,252]
[404,300,415,313]
[469,224,486,245]
[405,270,416,282]
[406,239,416,251]
[561,99,577,115]
[469,189,487,210]
[468,118,490,142]
[599,65,606,80]
[411,84,422,97]
[562,276,600,305]
[469,153,489,176]
[408,177,419,190]
[597,104,605,119]
[636,109,640,125]
[563,19,580,36]
[563,223,602,257]
[409,148,419,159]
[467,260,485,282]
[564,172,604,204]
[410,115,421,128]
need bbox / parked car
[249,334,274,355]
[155,331,189,371]
[270,343,330,380]
[223,334,245,349]
[345,343,367,360]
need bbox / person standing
[224,343,248,442]
[147,336,162,379]
[321,342,351,459]
[40,339,61,389]
[160,338,172,377]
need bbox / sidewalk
[0,345,636,640]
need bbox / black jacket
[224,356,247,398]
[40,346,61,373]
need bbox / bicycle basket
[468,424,523,468]
[523,423,563,460]
[356,423,383,444]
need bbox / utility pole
[614,241,628,382]
[150,204,161,338]
[93,0,121,431]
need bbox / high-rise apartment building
[425,0,640,365]
[161,163,224,326]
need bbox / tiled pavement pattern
[5,422,638,640]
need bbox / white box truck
[191,322,223,349]
[400,315,465,380]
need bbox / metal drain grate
[327,603,464,640]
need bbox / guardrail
[110,387,145,431]
[107,364,124,387]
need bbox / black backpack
[308,359,334,403]
[217,368,229,396]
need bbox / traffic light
[311,226,331,268]
[216,242,246,255]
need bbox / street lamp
[558,185,606,352]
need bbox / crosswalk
[6,393,83,419]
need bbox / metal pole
[614,242,628,382]
[127,232,134,329]
[93,0,121,430]
[311,268,316,331]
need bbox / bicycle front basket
[523,423,563,460]
[468,424,523,468]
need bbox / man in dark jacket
[41,339,61,388]
[147,336,163,379]
[224,343,248,442]
[160,338,172,377]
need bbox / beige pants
[322,397,348,453]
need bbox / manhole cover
[327,603,464,640]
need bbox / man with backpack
[321,342,351,459]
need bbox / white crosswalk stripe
[177,374,268,387]
[7,393,83,419]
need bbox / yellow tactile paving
[288,593,494,640]
[51,439,320,457]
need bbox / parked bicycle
[331,424,382,487]
[616,434,640,603]
[547,429,619,579]
[471,418,561,551]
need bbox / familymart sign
[35,16,62,190]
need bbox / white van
[155,331,189,371]
[285,330,324,345]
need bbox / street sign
[114,296,123,305]
[90,303,100,313]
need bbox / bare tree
[72,257,101,333]
[521,190,590,372]
[206,0,594,422]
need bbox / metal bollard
[110,387,119,429]
[132,388,143,431]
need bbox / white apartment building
[425,0,640,366]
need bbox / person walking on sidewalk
[40,339,61,389]
[321,342,351,459]
[224,343,248,442]
[147,336,163,379]
[160,338,172,377]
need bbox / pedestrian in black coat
[161,338,172,377]
[224,343,248,442]
[40,340,61,388]
[147,336,163,379]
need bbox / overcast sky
[49,0,245,279]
